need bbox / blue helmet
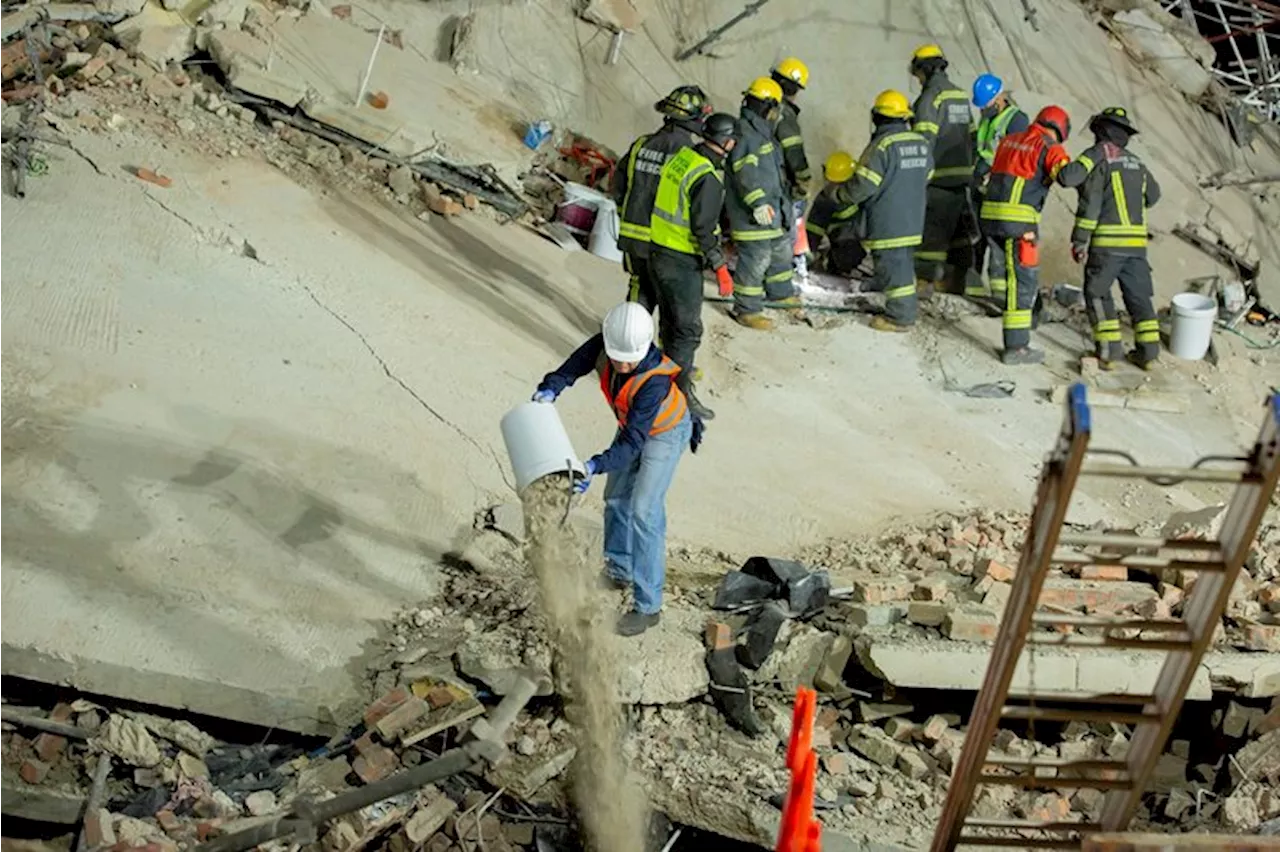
[972,73,1003,108]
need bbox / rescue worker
[824,90,933,331]
[612,85,712,311]
[726,77,800,331]
[969,73,1029,295]
[909,44,976,296]
[1065,107,1162,370]
[979,105,1072,365]
[770,57,814,280]
[648,112,740,421]
[805,151,866,277]
[531,302,696,637]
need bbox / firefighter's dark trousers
[1083,251,1160,364]
[650,247,706,384]
[624,252,658,312]
[916,184,973,285]
[733,235,796,315]
[866,246,918,326]
[993,237,1037,351]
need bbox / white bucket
[587,199,624,263]
[500,402,587,493]
[1169,292,1218,360]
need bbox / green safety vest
[650,147,718,256]
[976,105,1020,165]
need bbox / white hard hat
[601,302,654,363]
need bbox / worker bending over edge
[649,112,739,422]
[824,90,933,332]
[1062,107,1162,371]
[613,85,712,311]
[805,151,866,278]
[532,302,695,637]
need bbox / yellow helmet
[912,44,945,61]
[744,77,784,104]
[773,57,809,89]
[872,89,912,119]
[823,151,854,183]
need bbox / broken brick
[1038,579,1156,613]
[1080,564,1128,581]
[896,747,929,780]
[427,194,463,217]
[884,717,915,741]
[1242,621,1280,652]
[982,581,1012,612]
[851,577,912,604]
[84,809,115,848]
[352,744,398,784]
[156,810,181,834]
[134,168,173,188]
[975,558,1014,583]
[374,696,427,739]
[704,621,732,651]
[33,733,67,763]
[944,606,1000,642]
[77,55,107,79]
[19,759,50,784]
[920,715,949,743]
[195,821,222,842]
[463,193,479,210]
[424,686,455,709]
[363,686,410,726]
[907,600,947,627]
[912,575,951,601]
[1025,793,1071,822]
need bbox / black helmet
[701,112,738,147]
[1090,106,1138,135]
[654,85,712,120]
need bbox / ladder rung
[978,773,1134,790]
[958,835,1091,849]
[1026,633,1194,651]
[963,818,1102,831]
[1005,691,1155,705]
[1051,550,1228,572]
[1056,531,1221,552]
[1030,613,1186,630]
[1001,706,1160,725]
[983,758,1130,771]
[1079,462,1247,483]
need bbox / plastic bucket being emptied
[500,402,587,494]
[1169,292,1218,360]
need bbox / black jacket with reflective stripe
[912,71,974,188]
[830,121,932,250]
[775,100,812,196]
[1070,141,1161,256]
[725,108,790,239]
[612,123,698,257]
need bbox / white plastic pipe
[500,402,586,493]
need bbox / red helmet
[1035,105,1070,142]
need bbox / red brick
[852,577,912,604]
[353,744,398,783]
[33,733,67,763]
[196,821,222,842]
[83,809,115,848]
[374,697,427,739]
[19,759,50,784]
[1039,579,1156,613]
[944,607,1000,642]
[353,731,378,756]
[156,810,181,834]
[424,686,454,709]
[1026,793,1071,822]
[1242,622,1280,652]
[363,686,410,726]
[1081,564,1128,581]
[77,55,107,79]
[704,621,732,651]
[975,558,1014,583]
[462,193,479,210]
[49,703,75,723]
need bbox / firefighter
[648,112,740,421]
[1056,105,1133,190]
[726,77,799,331]
[612,85,712,311]
[968,73,1029,296]
[1066,107,1162,370]
[979,105,1072,365]
[805,151,866,277]
[909,44,976,296]
[770,57,814,280]
[824,90,933,332]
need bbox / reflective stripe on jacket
[613,124,697,257]
[775,100,812,194]
[830,123,932,251]
[979,125,1070,238]
[599,356,688,435]
[805,188,858,240]
[725,108,789,241]
[1070,141,1161,254]
[912,72,974,188]
[974,104,1030,181]
[1056,141,1104,189]
[650,146,726,266]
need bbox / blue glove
[574,459,596,494]
[531,388,556,404]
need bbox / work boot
[773,295,805,317]
[616,610,660,637]
[684,385,716,421]
[598,569,627,592]
[1001,347,1046,366]
[733,310,774,331]
[1127,351,1159,371]
[870,315,910,333]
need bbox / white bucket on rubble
[587,199,624,263]
[1169,292,1218,360]
[500,401,587,493]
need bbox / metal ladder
[931,384,1280,852]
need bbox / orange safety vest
[599,356,688,435]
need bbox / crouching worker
[531,302,697,637]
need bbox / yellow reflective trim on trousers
[980,201,1038,223]
[765,270,794,284]
[1095,329,1122,342]
[780,135,803,148]
[1135,332,1160,343]
[1134,319,1159,331]
[864,235,922,250]
[932,165,974,178]
[1074,218,1097,231]
[735,285,765,296]
[1096,319,1121,330]
[914,121,940,135]
[1111,170,1132,226]
[1094,224,1146,235]
[743,188,766,205]
[1010,176,1025,206]
[856,166,883,186]
[1092,236,1146,248]
[1005,311,1033,329]
[759,142,776,155]
[619,222,651,239]
[732,154,760,172]
[731,229,785,241]
[884,283,916,299]
[1005,240,1017,319]
[915,250,947,260]
[807,223,827,237]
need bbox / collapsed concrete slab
[112,1,195,71]
[1107,3,1214,99]
[207,29,308,108]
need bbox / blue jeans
[603,414,691,614]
